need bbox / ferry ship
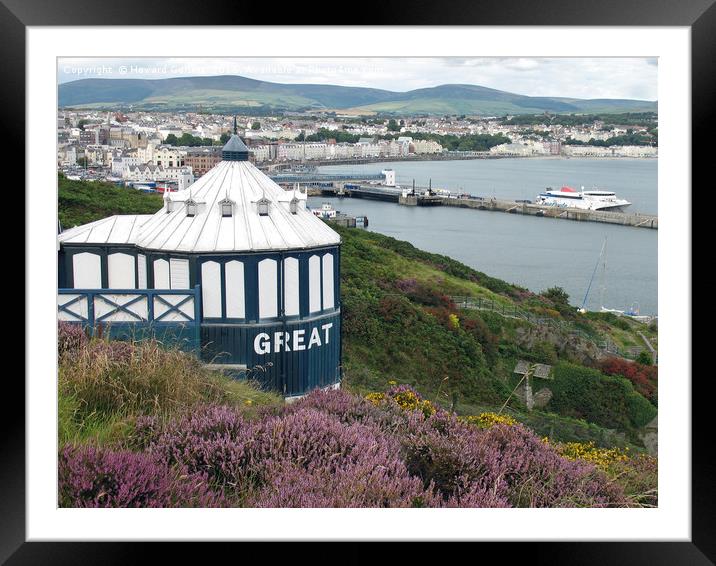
[535,186,631,212]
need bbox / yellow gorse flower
[556,441,629,470]
[365,388,437,417]
[462,412,518,429]
[365,392,386,406]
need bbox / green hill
[58,174,163,229]
[58,75,657,116]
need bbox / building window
[169,258,190,289]
[137,254,148,289]
[225,260,245,319]
[186,199,198,217]
[289,197,299,214]
[284,257,299,316]
[220,198,234,218]
[258,258,278,319]
[322,253,334,309]
[153,258,170,289]
[308,254,321,314]
[108,252,136,289]
[201,261,222,318]
[72,252,101,288]
[257,197,270,216]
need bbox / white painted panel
[153,294,194,321]
[225,260,245,319]
[154,259,170,289]
[258,258,278,319]
[284,257,299,317]
[73,252,101,289]
[57,294,88,321]
[170,258,190,289]
[94,294,148,322]
[108,253,136,289]
[201,261,222,318]
[137,254,147,289]
[309,254,321,313]
[322,253,334,310]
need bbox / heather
[60,386,655,508]
[58,444,224,507]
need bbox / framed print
[10,0,709,561]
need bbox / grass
[58,329,283,446]
[58,173,163,228]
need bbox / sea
[309,158,658,315]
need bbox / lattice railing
[58,286,201,350]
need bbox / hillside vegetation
[59,177,657,506]
[59,75,657,116]
[58,173,163,229]
[57,327,657,508]
[334,226,657,442]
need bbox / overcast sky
[58,57,658,101]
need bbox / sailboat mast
[580,236,607,311]
[599,236,608,309]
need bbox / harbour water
[311,158,658,315]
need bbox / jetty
[271,172,657,230]
[439,196,658,229]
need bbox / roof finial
[233,115,237,135]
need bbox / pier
[315,185,658,228]
[439,197,658,229]
[274,172,658,230]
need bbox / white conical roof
[134,160,340,253]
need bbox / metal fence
[449,295,641,360]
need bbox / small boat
[310,202,338,219]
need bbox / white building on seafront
[124,164,195,191]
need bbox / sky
[58,57,658,101]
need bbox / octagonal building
[58,132,342,397]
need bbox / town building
[123,164,195,191]
[184,147,222,176]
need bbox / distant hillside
[58,75,657,116]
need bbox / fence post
[87,291,95,337]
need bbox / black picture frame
[10,0,707,562]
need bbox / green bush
[547,362,656,431]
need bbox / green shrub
[547,362,657,431]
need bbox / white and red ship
[536,186,631,212]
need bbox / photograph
[55,55,660,510]
[13,16,704,558]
